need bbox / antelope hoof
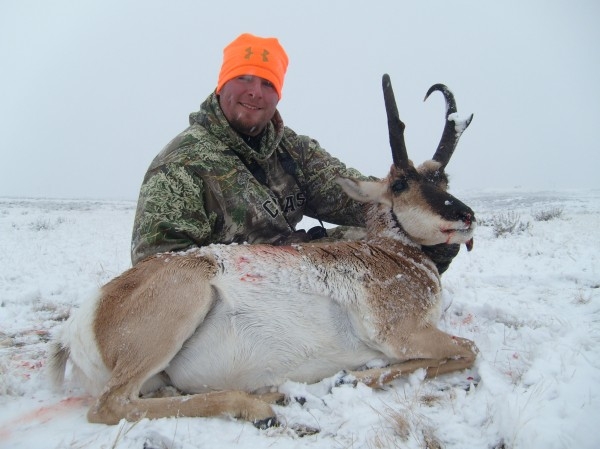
[293,396,307,406]
[334,370,357,387]
[253,416,279,429]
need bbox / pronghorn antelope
[49,74,477,428]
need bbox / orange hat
[217,33,289,99]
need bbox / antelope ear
[336,178,391,205]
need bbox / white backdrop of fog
[1,0,599,200]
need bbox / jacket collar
[189,92,285,162]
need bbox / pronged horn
[382,74,409,169]
[425,84,474,169]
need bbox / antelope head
[338,74,476,251]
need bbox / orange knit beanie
[217,33,289,99]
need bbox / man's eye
[262,80,274,89]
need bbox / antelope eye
[391,178,408,193]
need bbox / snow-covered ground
[1,190,599,449]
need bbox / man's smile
[240,102,261,110]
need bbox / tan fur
[346,336,477,388]
[82,256,229,423]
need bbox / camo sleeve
[290,135,374,227]
[131,164,217,265]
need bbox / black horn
[382,74,409,169]
[425,84,473,169]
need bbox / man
[131,33,459,271]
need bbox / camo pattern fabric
[131,92,371,265]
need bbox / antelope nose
[461,211,474,226]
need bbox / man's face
[218,75,279,137]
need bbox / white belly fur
[166,246,387,393]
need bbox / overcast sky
[2,0,599,200]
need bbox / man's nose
[247,78,263,97]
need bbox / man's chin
[233,119,265,136]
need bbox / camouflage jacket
[131,92,370,265]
